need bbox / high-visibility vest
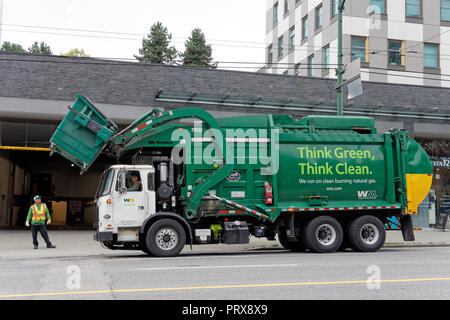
[31,204,47,222]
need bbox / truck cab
[95,165,156,247]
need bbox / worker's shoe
[46,244,56,249]
[33,246,38,249]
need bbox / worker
[25,195,56,249]
[128,173,142,191]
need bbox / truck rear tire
[347,215,386,252]
[302,216,343,253]
[145,219,186,257]
[278,227,306,252]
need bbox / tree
[61,48,90,57]
[134,22,178,65]
[1,41,26,53]
[28,41,52,55]
[181,28,216,68]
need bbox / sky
[0,0,267,71]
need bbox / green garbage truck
[50,94,433,256]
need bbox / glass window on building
[416,139,450,229]
[322,45,330,69]
[268,45,273,65]
[442,0,450,21]
[302,16,308,39]
[351,36,368,63]
[406,0,421,18]
[273,2,279,24]
[424,44,439,68]
[315,5,323,29]
[369,0,385,14]
[284,0,289,15]
[308,55,314,77]
[289,27,295,50]
[332,0,339,17]
[388,40,404,66]
[278,36,284,58]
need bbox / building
[0,51,449,228]
[265,0,450,87]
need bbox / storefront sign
[430,157,450,169]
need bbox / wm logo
[358,191,377,200]
[124,198,135,203]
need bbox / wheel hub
[155,227,178,251]
[360,223,380,245]
[315,224,336,246]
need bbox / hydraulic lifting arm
[109,107,235,218]
[50,94,234,219]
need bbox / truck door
[112,170,147,227]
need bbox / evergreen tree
[28,41,52,55]
[1,41,26,53]
[135,22,178,65]
[182,28,216,68]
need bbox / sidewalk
[0,229,449,260]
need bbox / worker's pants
[31,224,52,247]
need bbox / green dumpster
[50,93,118,172]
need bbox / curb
[241,243,450,250]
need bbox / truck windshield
[96,169,114,198]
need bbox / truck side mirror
[117,169,128,194]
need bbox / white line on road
[136,263,298,271]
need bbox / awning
[155,90,450,121]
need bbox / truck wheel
[278,227,306,252]
[302,216,343,253]
[347,215,386,252]
[146,219,186,257]
[140,242,153,255]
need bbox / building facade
[265,0,450,87]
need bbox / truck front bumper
[94,231,114,242]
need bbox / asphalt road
[0,246,449,300]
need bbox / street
[0,235,449,300]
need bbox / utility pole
[336,0,346,116]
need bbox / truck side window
[127,171,142,192]
[148,173,155,191]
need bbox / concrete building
[265,0,450,87]
[0,51,449,228]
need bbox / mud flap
[400,215,415,241]
[287,214,297,240]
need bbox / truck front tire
[145,219,186,257]
[347,215,386,252]
[302,216,343,253]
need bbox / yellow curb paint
[0,146,51,152]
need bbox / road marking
[1,277,449,299]
[136,264,298,271]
